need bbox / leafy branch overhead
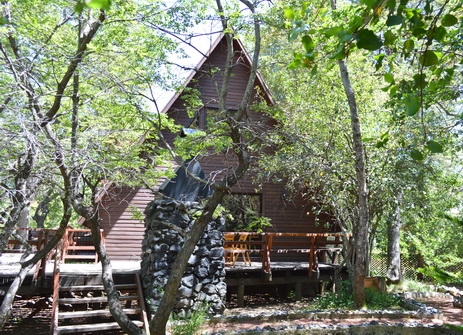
[284,0,462,160]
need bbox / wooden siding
[98,187,153,260]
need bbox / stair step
[59,283,137,291]
[66,246,95,250]
[55,320,144,334]
[59,295,139,304]
[58,307,142,319]
[63,254,96,259]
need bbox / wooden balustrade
[224,232,346,277]
[2,227,104,288]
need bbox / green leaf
[374,53,385,70]
[441,13,458,27]
[403,39,414,53]
[426,140,444,153]
[432,26,447,42]
[284,8,295,20]
[310,64,318,76]
[419,50,439,67]
[330,44,346,59]
[361,0,377,8]
[301,35,314,52]
[405,95,420,116]
[386,15,403,26]
[413,73,427,89]
[0,16,9,25]
[384,72,394,83]
[410,149,424,161]
[356,29,383,51]
[324,26,344,36]
[384,30,397,46]
[412,27,427,38]
[75,1,85,13]
[85,0,112,10]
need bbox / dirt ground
[1,294,461,334]
[201,296,462,334]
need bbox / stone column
[140,200,226,317]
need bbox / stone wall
[140,200,226,317]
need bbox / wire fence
[370,254,463,281]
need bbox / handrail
[2,227,104,285]
[50,240,63,335]
[224,232,347,277]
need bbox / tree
[1,0,272,333]
[0,0,179,331]
[262,0,462,306]
[147,1,271,333]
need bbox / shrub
[170,304,209,335]
[311,281,400,310]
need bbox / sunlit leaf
[356,29,383,51]
[384,72,394,84]
[374,53,385,70]
[426,140,444,153]
[301,35,314,52]
[324,26,344,36]
[384,30,397,46]
[410,149,424,161]
[405,95,419,116]
[441,14,458,27]
[419,50,439,67]
[85,0,111,10]
[432,26,447,42]
[403,39,414,54]
[75,1,85,13]
[284,8,295,20]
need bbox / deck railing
[224,232,345,277]
[2,227,103,287]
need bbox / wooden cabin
[94,34,340,264]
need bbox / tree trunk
[338,59,369,308]
[33,190,55,228]
[89,216,145,335]
[149,1,260,333]
[386,192,403,283]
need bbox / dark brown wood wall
[98,186,152,260]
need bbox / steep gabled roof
[152,23,274,114]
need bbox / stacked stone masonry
[141,200,226,318]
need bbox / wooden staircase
[62,229,103,263]
[51,273,149,334]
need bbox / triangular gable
[157,33,274,114]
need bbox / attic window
[184,107,236,133]
[185,107,218,131]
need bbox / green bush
[170,304,209,335]
[418,266,463,285]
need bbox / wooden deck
[1,228,348,311]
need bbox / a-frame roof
[153,30,274,114]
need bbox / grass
[169,303,209,335]
[388,279,436,293]
[308,281,401,310]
